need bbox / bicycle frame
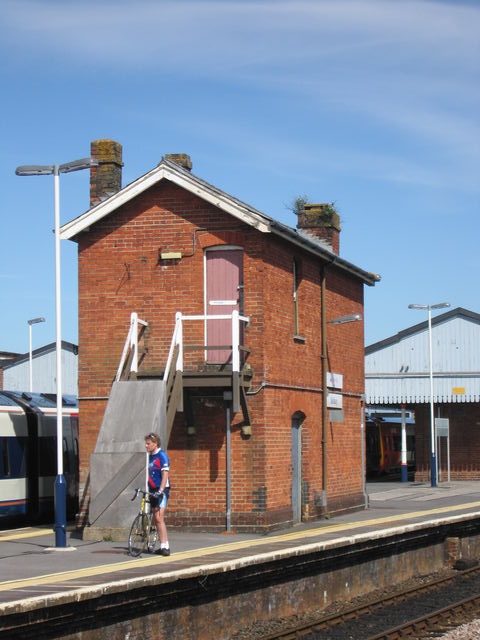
[128,488,158,556]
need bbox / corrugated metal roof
[365,308,480,403]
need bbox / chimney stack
[90,139,123,207]
[297,203,341,254]
[164,153,192,171]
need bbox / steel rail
[367,592,480,639]
[260,565,480,640]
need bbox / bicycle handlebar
[131,488,156,501]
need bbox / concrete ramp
[89,380,165,529]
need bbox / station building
[60,139,379,535]
[0,342,78,395]
[365,307,480,481]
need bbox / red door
[206,248,243,364]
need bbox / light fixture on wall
[328,313,362,325]
[159,248,183,261]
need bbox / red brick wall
[414,402,480,481]
[76,180,366,530]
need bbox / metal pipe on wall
[224,391,233,532]
[321,266,328,513]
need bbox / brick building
[61,139,379,535]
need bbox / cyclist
[144,432,171,556]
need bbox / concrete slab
[1,480,480,611]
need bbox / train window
[63,438,70,473]
[1,439,10,477]
[1,438,26,478]
[393,435,401,452]
[38,437,56,476]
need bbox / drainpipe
[320,257,337,516]
[360,394,368,509]
[224,390,233,532]
[321,266,328,514]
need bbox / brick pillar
[90,139,123,206]
[446,536,460,566]
[297,203,341,254]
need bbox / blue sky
[1,0,478,355]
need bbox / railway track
[259,564,480,640]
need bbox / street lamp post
[16,157,96,547]
[28,317,45,392]
[408,302,450,487]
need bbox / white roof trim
[60,161,271,240]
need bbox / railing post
[232,310,240,413]
[175,312,183,373]
[176,312,183,411]
[232,310,240,373]
[130,312,138,375]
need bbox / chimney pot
[164,153,192,171]
[90,139,123,207]
[297,203,341,254]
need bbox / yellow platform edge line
[0,527,53,542]
[1,500,480,593]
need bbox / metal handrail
[163,311,249,384]
[115,312,148,382]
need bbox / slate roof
[60,157,379,286]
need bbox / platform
[2,481,480,638]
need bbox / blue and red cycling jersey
[148,448,170,495]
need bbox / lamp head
[59,158,98,173]
[329,313,362,325]
[16,165,54,176]
[16,158,98,176]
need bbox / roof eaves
[58,157,378,285]
[2,341,78,369]
[60,159,272,240]
[60,164,168,240]
[270,220,379,286]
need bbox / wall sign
[327,372,343,389]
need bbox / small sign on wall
[435,417,449,437]
[329,409,344,423]
[327,392,343,409]
[327,372,343,389]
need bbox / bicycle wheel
[147,514,158,553]
[128,513,148,557]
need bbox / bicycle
[128,488,158,557]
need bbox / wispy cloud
[1,1,478,71]
[1,0,478,187]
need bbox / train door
[0,399,30,519]
[205,247,244,364]
[366,420,381,476]
[63,409,79,517]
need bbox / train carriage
[0,391,78,523]
[366,411,415,477]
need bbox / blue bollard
[54,475,67,548]
[430,453,437,488]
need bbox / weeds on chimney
[318,202,339,221]
[286,194,310,216]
